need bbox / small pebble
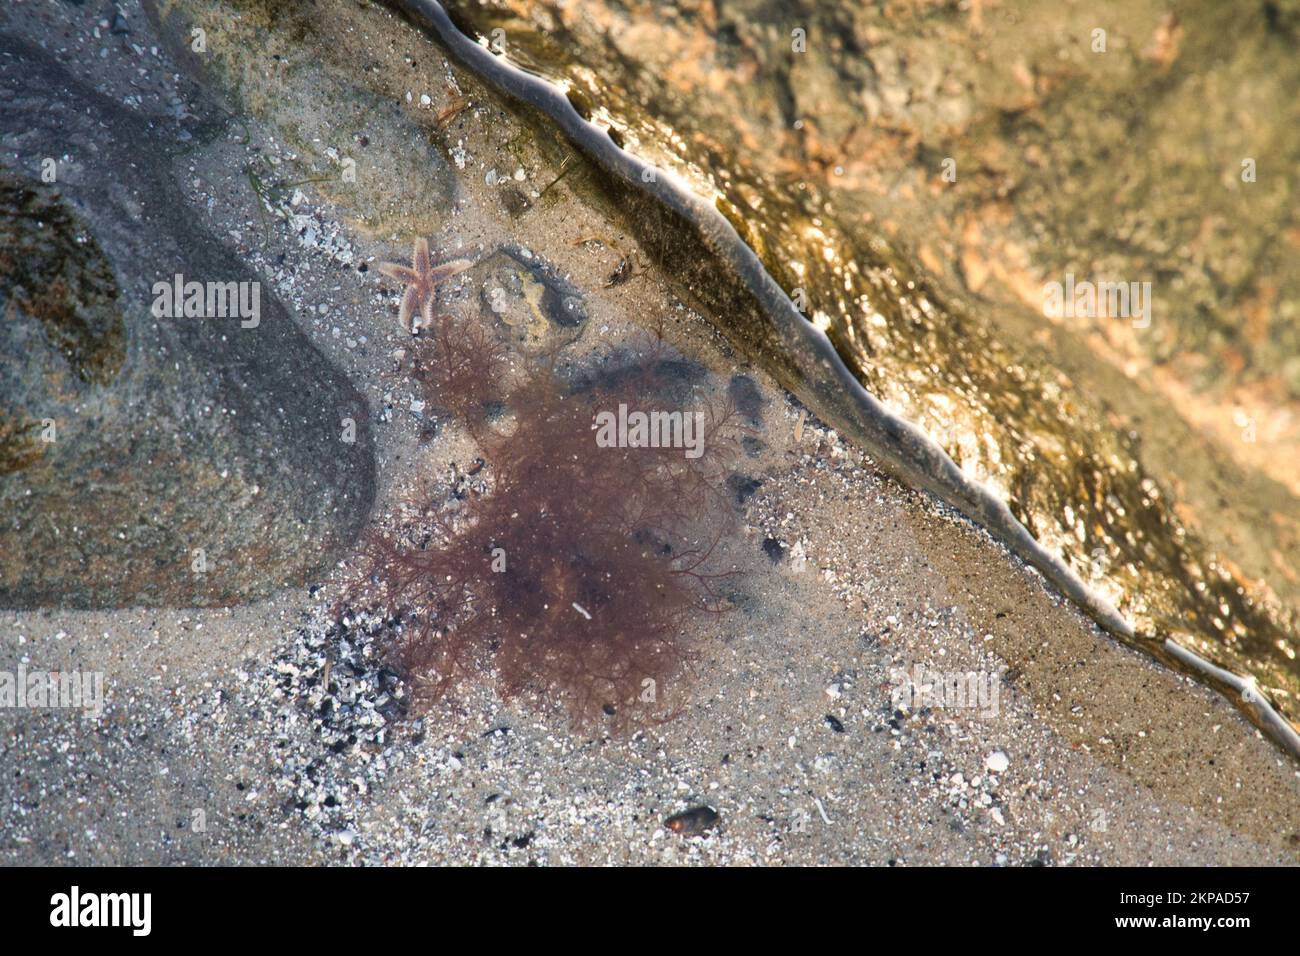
[664,806,720,837]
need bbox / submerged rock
[475,244,588,353]
[0,36,375,607]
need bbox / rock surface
[0,33,375,607]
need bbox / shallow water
[418,0,1300,746]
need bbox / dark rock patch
[0,35,375,608]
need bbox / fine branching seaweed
[345,278,740,729]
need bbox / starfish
[377,238,473,334]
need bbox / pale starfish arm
[377,262,420,283]
[399,285,421,333]
[427,259,474,283]
[412,237,431,276]
[418,293,438,332]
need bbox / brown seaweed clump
[348,298,740,730]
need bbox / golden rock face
[428,0,1300,742]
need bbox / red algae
[347,288,741,729]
